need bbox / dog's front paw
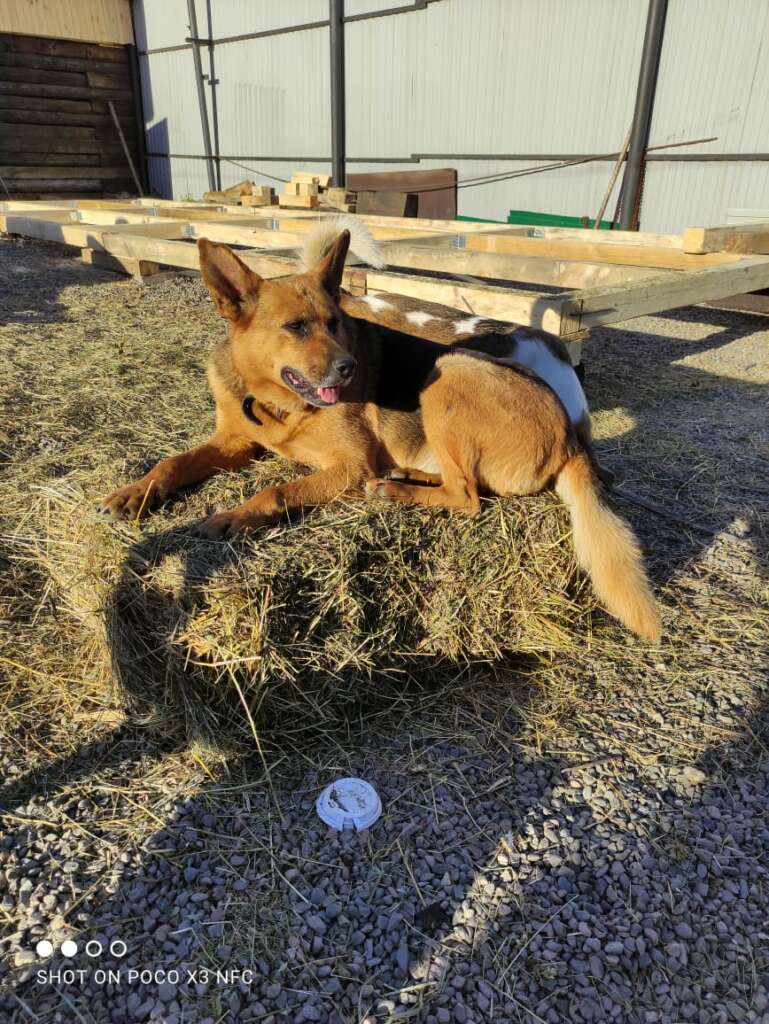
[196,508,267,540]
[99,479,165,519]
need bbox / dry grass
[1,240,768,800]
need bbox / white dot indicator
[61,940,78,958]
[36,940,54,958]
[110,939,127,958]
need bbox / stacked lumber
[203,179,251,203]
[279,172,323,209]
[324,186,357,213]
[203,179,277,207]
[277,171,356,211]
[241,185,278,207]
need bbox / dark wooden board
[0,32,141,199]
[0,165,133,179]
[0,52,131,77]
[0,66,88,87]
[346,167,457,219]
[0,124,98,142]
[1,152,101,166]
[0,108,137,129]
[0,81,134,102]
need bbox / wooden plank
[0,65,87,86]
[558,256,769,335]
[0,51,133,76]
[379,242,665,289]
[0,124,97,143]
[682,222,769,255]
[80,248,160,278]
[0,152,101,166]
[0,94,93,113]
[0,165,134,179]
[0,108,134,128]
[466,232,742,270]
[0,216,187,249]
[492,225,682,248]
[361,269,563,333]
[0,80,133,102]
[0,5,134,46]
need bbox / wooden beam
[362,269,564,333]
[466,233,742,270]
[80,248,161,279]
[379,242,665,290]
[682,221,769,255]
[558,256,769,335]
[0,215,187,249]
[487,225,682,248]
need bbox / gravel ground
[1,238,768,1023]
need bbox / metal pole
[187,0,216,192]
[329,0,346,187]
[619,0,668,230]
[108,100,144,196]
[206,0,222,190]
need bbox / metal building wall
[640,0,769,232]
[133,0,768,232]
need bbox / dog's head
[198,230,356,410]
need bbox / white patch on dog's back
[359,293,393,313]
[507,336,588,425]
[453,316,482,335]
[406,310,439,328]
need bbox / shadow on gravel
[3,299,768,1022]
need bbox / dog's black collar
[242,395,263,426]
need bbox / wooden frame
[3,199,769,360]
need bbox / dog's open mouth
[281,367,342,407]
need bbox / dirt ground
[0,237,768,1024]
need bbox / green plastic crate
[506,209,614,230]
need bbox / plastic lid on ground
[316,777,382,831]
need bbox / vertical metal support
[205,0,222,191]
[187,0,216,192]
[619,0,668,230]
[127,42,150,194]
[329,0,346,187]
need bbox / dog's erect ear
[313,229,350,298]
[198,238,262,321]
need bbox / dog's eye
[284,320,308,337]
[327,317,339,335]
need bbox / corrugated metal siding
[134,0,768,231]
[640,0,769,232]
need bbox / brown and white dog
[100,220,660,640]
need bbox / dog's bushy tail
[300,215,386,271]
[555,450,661,641]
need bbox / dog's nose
[332,355,356,381]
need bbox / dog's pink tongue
[317,386,340,404]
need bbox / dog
[100,221,660,640]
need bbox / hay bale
[27,457,597,751]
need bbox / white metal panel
[192,0,328,40]
[345,0,647,160]
[133,0,189,51]
[214,30,330,163]
[136,0,768,230]
[638,0,769,232]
